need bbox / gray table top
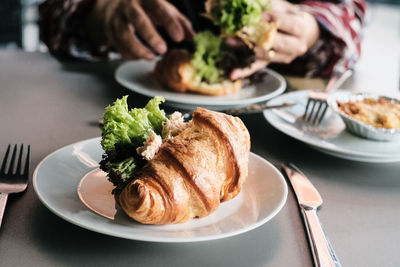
[0,4,399,266]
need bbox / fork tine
[16,144,24,175]
[308,101,319,122]
[308,101,319,123]
[303,98,312,120]
[305,100,317,122]
[0,144,11,174]
[317,104,329,124]
[7,144,18,175]
[312,102,325,124]
[24,145,31,176]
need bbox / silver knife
[220,102,295,115]
[180,102,295,121]
[282,163,342,267]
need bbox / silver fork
[303,66,353,124]
[0,144,31,228]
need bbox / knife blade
[221,102,295,115]
[282,163,342,267]
[179,102,294,122]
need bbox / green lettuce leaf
[212,0,269,35]
[101,96,166,152]
[144,96,167,133]
[102,157,137,193]
[100,96,166,193]
[191,31,223,83]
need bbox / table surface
[1,3,400,267]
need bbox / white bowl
[327,92,400,141]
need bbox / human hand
[86,0,194,60]
[230,0,320,80]
[229,46,270,80]
[266,0,320,64]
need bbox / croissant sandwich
[154,0,277,96]
[204,0,277,50]
[100,96,250,224]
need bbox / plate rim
[311,146,400,163]
[33,137,288,243]
[115,60,287,107]
[263,90,400,162]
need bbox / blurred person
[39,0,367,78]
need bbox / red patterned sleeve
[273,0,368,77]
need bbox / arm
[231,0,368,79]
[39,0,104,60]
[39,0,194,61]
[294,0,368,77]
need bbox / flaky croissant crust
[117,108,250,224]
[153,49,242,96]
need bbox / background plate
[115,60,286,110]
[264,90,400,163]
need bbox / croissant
[117,108,251,224]
[153,49,242,96]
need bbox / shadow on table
[31,204,282,267]
[58,59,153,109]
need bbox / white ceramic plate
[263,90,400,163]
[115,60,286,110]
[33,137,288,242]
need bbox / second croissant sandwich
[154,0,277,96]
[100,96,250,224]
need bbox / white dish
[33,137,288,242]
[115,60,286,110]
[264,90,400,163]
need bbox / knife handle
[0,193,9,229]
[301,207,342,267]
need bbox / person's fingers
[270,11,304,37]
[178,14,195,40]
[272,32,307,59]
[110,17,155,60]
[151,1,184,42]
[269,0,300,14]
[268,51,295,64]
[262,12,273,22]
[127,3,167,54]
[230,60,268,80]
[254,46,271,60]
[94,0,121,44]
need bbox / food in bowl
[100,96,251,224]
[327,92,400,141]
[337,97,400,129]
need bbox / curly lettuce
[191,31,223,83]
[211,0,270,35]
[100,96,166,193]
[102,157,136,192]
[101,96,166,152]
